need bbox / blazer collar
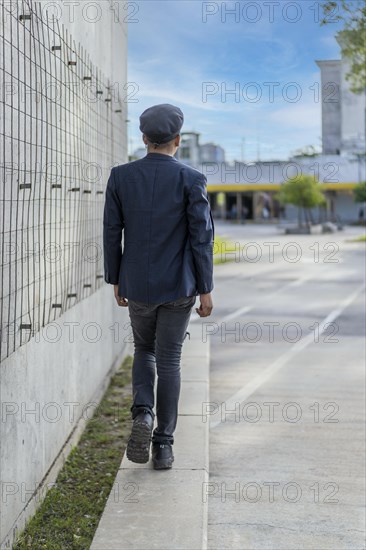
[144,153,178,161]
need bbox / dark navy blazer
[103,153,214,304]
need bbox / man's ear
[142,134,148,145]
[175,135,181,147]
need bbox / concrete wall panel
[0,1,129,546]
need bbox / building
[131,147,146,160]
[205,156,364,224]
[316,37,366,156]
[175,44,365,224]
[198,141,225,163]
[175,132,225,166]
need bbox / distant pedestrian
[103,104,214,469]
[262,206,269,219]
[241,205,248,224]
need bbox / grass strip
[14,355,133,550]
[347,234,366,242]
[214,235,239,264]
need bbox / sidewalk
[91,323,209,550]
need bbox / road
[195,221,365,550]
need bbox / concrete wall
[316,60,342,155]
[316,56,366,156]
[0,1,129,546]
[334,190,363,221]
[340,57,366,153]
[203,156,364,187]
[1,286,132,547]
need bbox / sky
[127,0,344,162]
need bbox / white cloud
[269,102,321,130]
[127,1,338,160]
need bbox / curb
[91,323,209,550]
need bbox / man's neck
[147,149,175,157]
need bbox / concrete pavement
[206,222,365,549]
[90,323,210,550]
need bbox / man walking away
[103,104,214,469]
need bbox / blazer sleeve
[103,168,124,285]
[186,173,214,294]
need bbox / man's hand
[196,293,213,317]
[114,285,128,307]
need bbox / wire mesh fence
[0,0,126,361]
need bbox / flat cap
[139,103,184,145]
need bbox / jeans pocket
[128,300,149,313]
[171,295,196,308]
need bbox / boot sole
[152,459,173,470]
[152,455,174,470]
[126,420,153,464]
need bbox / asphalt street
[193,221,366,550]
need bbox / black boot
[152,442,174,470]
[126,409,154,464]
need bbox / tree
[321,1,366,93]
[277,175,326,228]
[292,145,321,158]
[353,180,366,202]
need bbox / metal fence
[0,0,126,360]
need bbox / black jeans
[127,295,196,445]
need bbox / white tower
[316,38,366,156]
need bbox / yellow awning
[207,183,357,192]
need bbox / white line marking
[210,283,365,429]
[191,273,313,324]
